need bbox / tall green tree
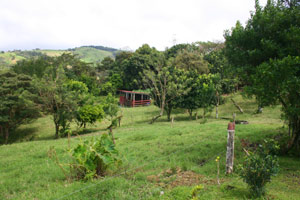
[123,44,161,90]
[178,73,217,119]
[0,71,40,144]
[204,48,238,94]
[143,54,191,123]
[98,56,114,72]
[164,43,190,59]
[12,55,52,78]
[174,49,209,74]
[224,0,300,152]
[35,66,89,138]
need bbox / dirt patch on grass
[147,167,222,188]
[284,171,300,186]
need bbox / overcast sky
[0,0,268,51]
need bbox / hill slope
[0,94,299,199]
[0,45,119,69]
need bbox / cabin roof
[119,90,150,95]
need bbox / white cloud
[0,0,268,51]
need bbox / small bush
[238,139,279,198]
[71,133,122,180]
[76,104,105,128]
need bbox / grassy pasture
[72,47,114,64]
[0,94,299,200]
[0,52,25,69]
[0,47,116,69]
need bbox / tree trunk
[285,119,300,154]
[150,100,164,124]
[216,105,219,119]
[0,125,3,140]
[150,113,162,124]
[4,124,9,144]
[188,109,193,120]
[288,122,291,138]
[54,122,59,139]
[285,129,300,153]
[257,106,263,113]
[230,98,243,113]
[166,107,172,121]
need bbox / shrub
[71,134,122,180]
[76,104,105,128]
[238,139,279,198]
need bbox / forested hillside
[0,45,119,69]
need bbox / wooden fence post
[226,122,235,174]
[171,116,174,127]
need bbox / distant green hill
[0,45,119,69]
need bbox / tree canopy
[0,71,40,143]
[224,0,300,151]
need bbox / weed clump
[238,139,279,198]
[71,133,122,180]
[48,133,122,181]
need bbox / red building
[119,90,151,107]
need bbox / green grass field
[72,47,114,64]
[0,94,299,200]
[0,46,117,69]
[0,52,25,69]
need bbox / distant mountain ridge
[0,45,120,69]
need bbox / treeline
[0,54,119,144]
[0,0,299,151]
[96,0,300,151]
[97,42,237,121]
[0,41,237,144]
[12,50,45,59]
[69,45,119,53]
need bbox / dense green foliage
[224,0,300,152]
[174,49,209,74]
[35,67,87,138]
[178,73,217,119]
[0,71,40,143]
[6,53,113,139]
[76,105,105,128]
[12,55,52,78]
[71,134,121,180]
[102,94,120,125]
[142,53,192,121]
[238,139,280,198]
